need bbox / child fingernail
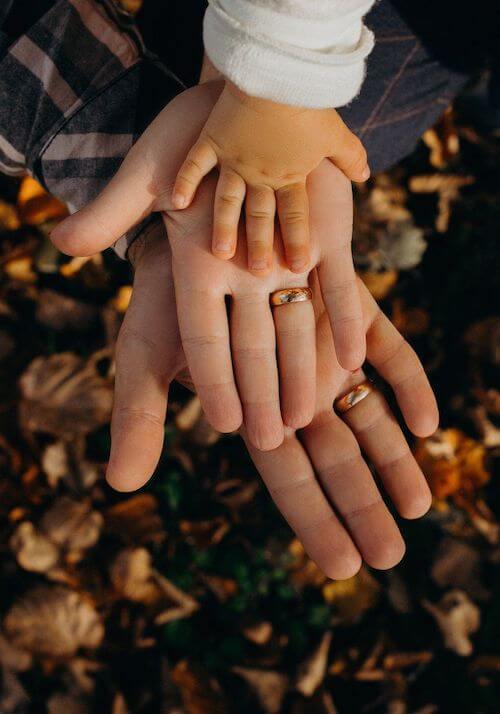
[214,241,232,254]
[361,165,371,180]
[173,192,187,208]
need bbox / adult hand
[51,83,367,450]
[108,213,437,577]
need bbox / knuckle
[116,326,157,361]
[217,192,241,208]
[113,406,164,430]
[181,333,224,350]
[247,208,274,221]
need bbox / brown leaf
[233,666,289,714]
[4,585,104,657]
[359,269,398,301]
[288,539,328,589]
[109,548,159,604]
[9,521,59,573]
[414,429,489,500]
[0,200,21,231]
[431,538,489,600]
[179,517,229,549]
[422,590,480,656]
[41,441,99,490]
[242,621,273,646]
[171,660,228,714]
[464,317,500,366]
[409,174,474,233]
[35,290,96,331]
[295,631,333,697]
[322,568,381,622]
[47,693,92,714]
[40,496,103,558]
[17,177,68,225]
[19,352,113,437]
[0,630,32,671]
[104,494,166,545]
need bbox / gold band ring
[334,379,375,414]
[270,287,312,307]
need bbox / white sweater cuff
[203,0,375,109]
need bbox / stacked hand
[51,82,438,577]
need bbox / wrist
[225,80,325,120]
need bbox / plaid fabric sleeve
[0,0,185,257]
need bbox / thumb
[328,122,370,184]
[50,146,165,256]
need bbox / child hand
[172,81,369,274]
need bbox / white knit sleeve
[203,0,375,108]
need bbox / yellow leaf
[322,567,380,621]
[17,177,67,226]
[0,200,21,231]
[360,270,398,301]
[4,256,37,283]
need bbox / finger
[301,410,406,571]
[328,120,370,182]
[318,244,366,372]
[231,293,284,451]
[245,184,276,274]
[50,149,157,256]
[172,139,218,209]
[360,283,440,437]
[212,168,246,258]
[340,387,432,519]
[276,183,311,273]
[273,300,316,429]
[174,283,242,433]
[245,428,362,580]
[107,240,180,492]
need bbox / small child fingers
[212,168,246,259]
[172,140,218,208]
[245,184,276,274]
[276,182,311,273]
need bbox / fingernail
[214,241,232,254]
[361,165,371,181]
[250,259,268,271]
[290,259,308,272]
[172,192,187,209]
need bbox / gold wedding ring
[334,379,374,414]
[270,287,312,307]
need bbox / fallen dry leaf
[104,494,165,545]
[10,521,59,573]
[4,256,37,282]
[431,538,489,600]
[0,200,21,231]
[19,352,113,437]
[295,631,332,697]
[409,174,474,233]
[35,290,96,331]
[172,660,228,714]
[17,177,68,225]
[242,621,273,646]
[233,666,289,714]
[4,585,104,657]
[359,269,398,301]
[414,429,489,500]
[423,590,480,656]
[40,497,103,558]
[109,548,159,604]
[322,568,381,622]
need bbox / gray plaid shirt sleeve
[0,0,185,257]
